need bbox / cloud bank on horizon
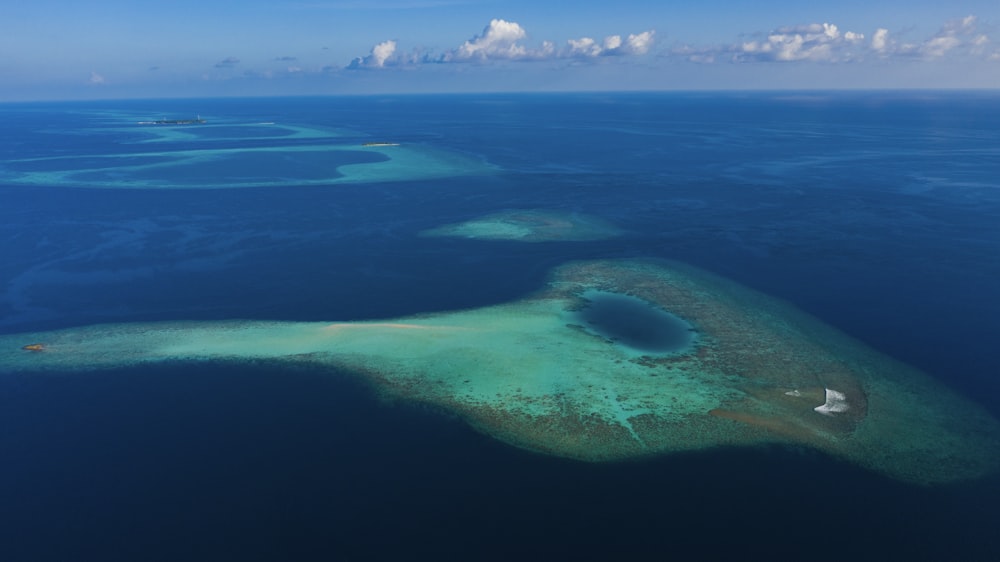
[675,15,994,63]
[7,6,999,100]
[348,15,996,70]
[348,19,656,69]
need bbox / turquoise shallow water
[1,93,999,560]
[77,150,388,183]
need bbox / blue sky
[3,0,998,100]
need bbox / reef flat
[3,259,998,485]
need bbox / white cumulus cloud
[674,21,866,63]
[444,19,530,61]
[566,36,603,57]
[742,23,864,62]
[867,15,994,59]
[349,39,399,68]
[347,39,428,69]
[922,36,961,58]
[919,15,986,58]
[871,28,890,53]
[565,30,655,57]
[625,31,656,55]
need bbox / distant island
[137,117,206,125]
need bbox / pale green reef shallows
[0,118,495,189]
[420,209,623,241]
[3,259,998,485]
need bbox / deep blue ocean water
[1,92,999,560]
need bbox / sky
[2,0,998,100]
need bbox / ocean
[1,92,999,560]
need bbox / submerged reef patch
[2,259,998,485]
[420,209,622,242]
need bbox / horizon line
[4,86,1000,105]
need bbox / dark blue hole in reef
[575,290,696,354]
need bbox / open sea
[1,92,999,560]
